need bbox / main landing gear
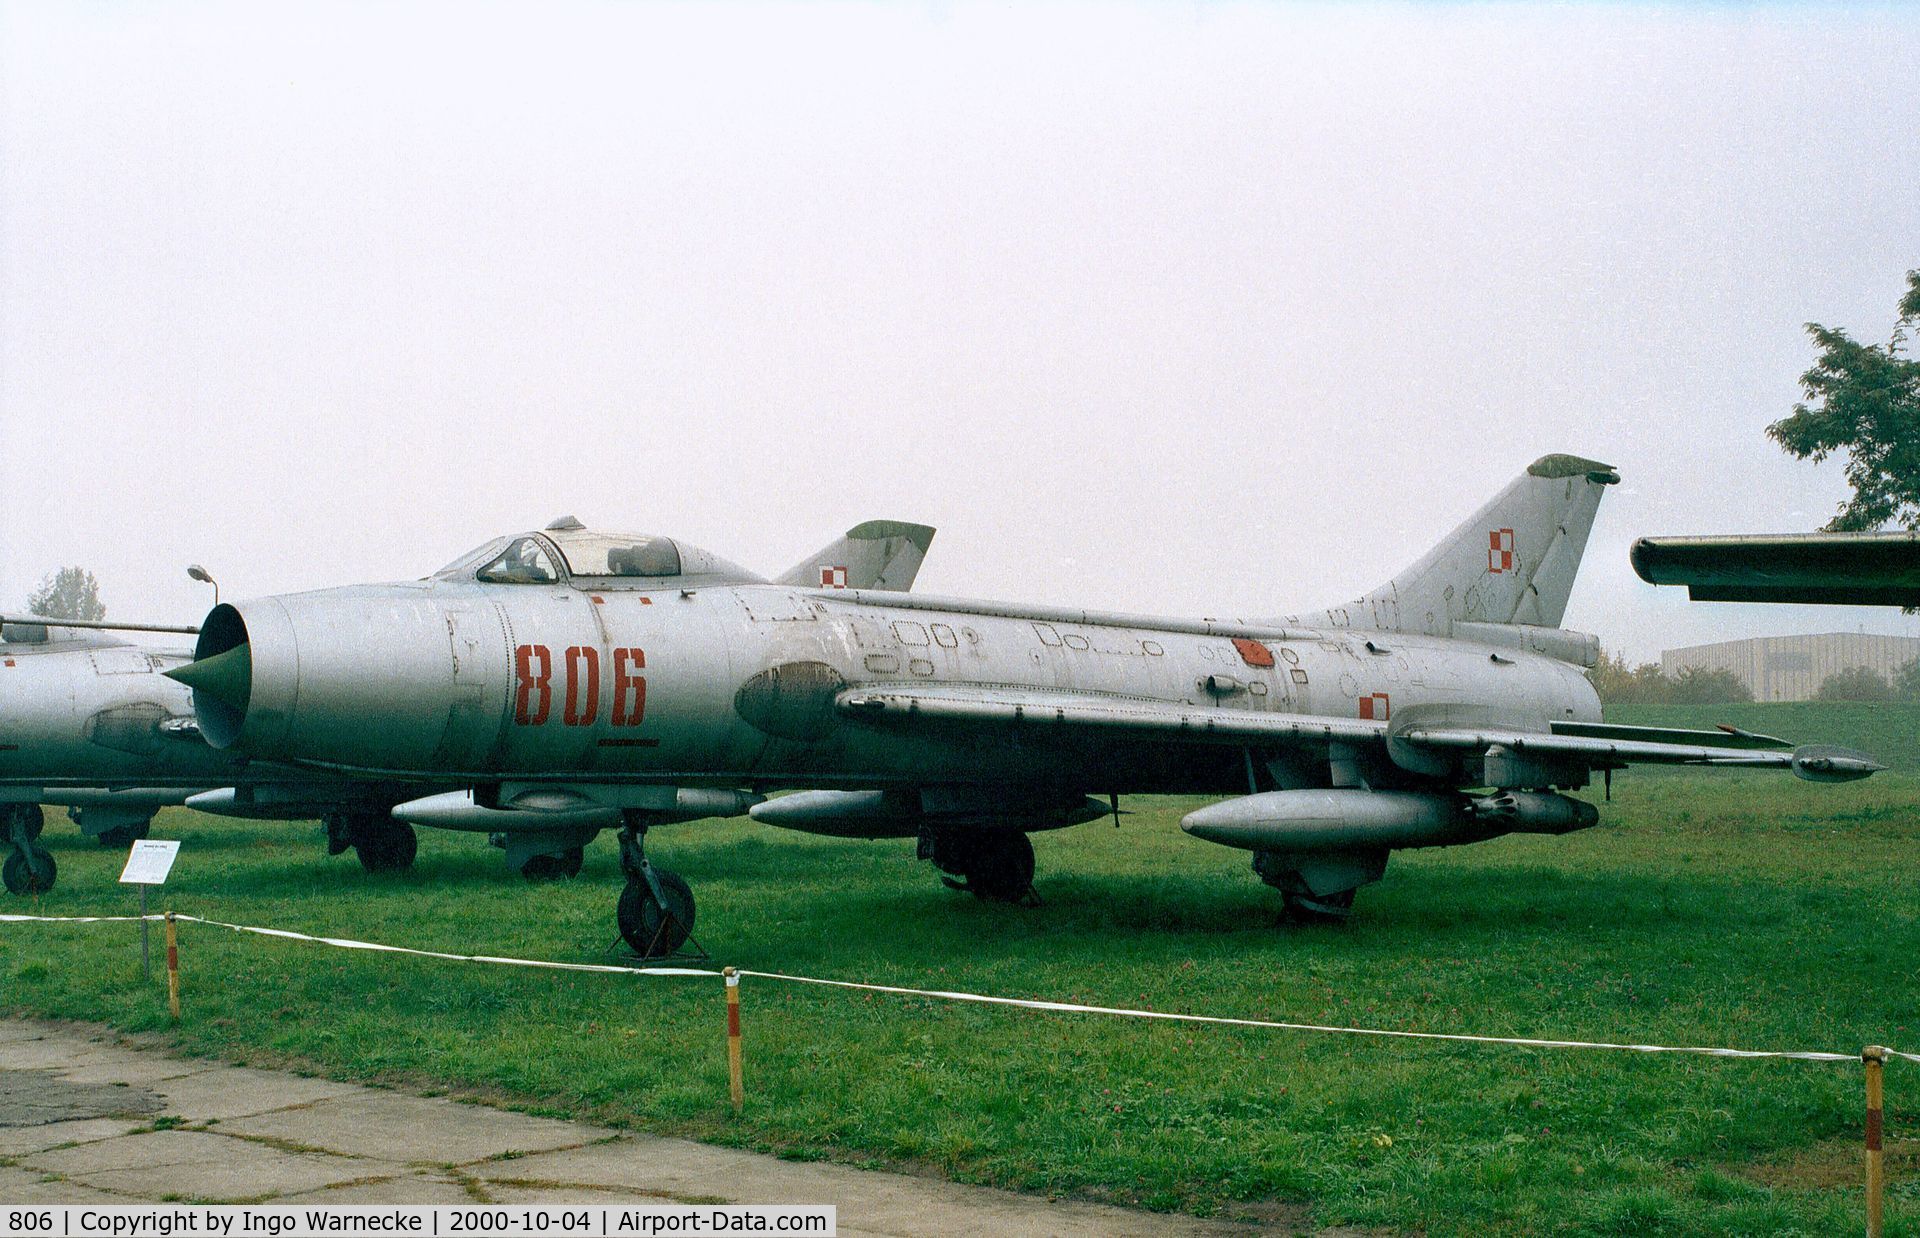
[614,811,696,958]
[1252,850,1375,924]
[325,811,418,874]
[923,828,1037,904]
[2,804,55,895]
[519,848,585,881]
[66,807,153,849]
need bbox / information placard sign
[118,838,181,885]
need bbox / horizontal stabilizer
[1632,531,1920,608]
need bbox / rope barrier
[734,966,1920,1063]
[5,910,1913,1064]
[0,912,721,979]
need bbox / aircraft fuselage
[195,580,1602,796]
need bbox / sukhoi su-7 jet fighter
[166,457,1880,956]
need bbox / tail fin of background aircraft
[777,520,937,592]
[1310,454,1618,637]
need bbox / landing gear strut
[326,812,418,874]
[924,828,1036,903]
[2,805,55,895]
[614,812,695,958]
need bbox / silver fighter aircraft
[164,457,1879,956]
[2,521,934,893]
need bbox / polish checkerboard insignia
[1359,692,1389,721]
[1487,528,1515,573]
[819,566,849,589]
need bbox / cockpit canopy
[433,517,764,590]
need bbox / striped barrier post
[1866,1045,1888,1238]
[164,911,180,1021]
[725,967,744,1113]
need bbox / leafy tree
[1767,270,1920,531]
[25,566,105,621]
[1815,666,1894,702]
[1589,649,1673,704]
[1665,666,1753,705]
[1589,650,1752,705]
[1896,658,1920,702]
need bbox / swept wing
[835,684,1878,780]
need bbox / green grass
[3,702,1918,1233]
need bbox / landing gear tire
[617,868,695,958]
[352,821,417,874]
[520,847,585,881]
[96,820,152,848]
[1282,888,1356,923]
[2,847,55,896]
[930,829,1036,903]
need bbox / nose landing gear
[614,811,696,958]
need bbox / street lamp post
[186,565,219,608]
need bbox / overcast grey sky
[2,2,1916,661]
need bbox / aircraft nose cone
[164,642,252,708]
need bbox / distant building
[1661,632,1920,702]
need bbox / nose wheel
[3,805,56,895]
[615,813,696,958]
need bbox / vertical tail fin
[776,520,937,592]
[1315,454,1618,636]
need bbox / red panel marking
[513,644,552,725]
[1488,527,1515,573]
[612,647,648,727]
[1231,638,1275,668]
[1358,692,1390,721]
[591,595,605,604]
[820,565,849,589]
[2,658,12,667]
[563,645,601,726]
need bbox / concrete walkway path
[0,1018,1285,1236]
